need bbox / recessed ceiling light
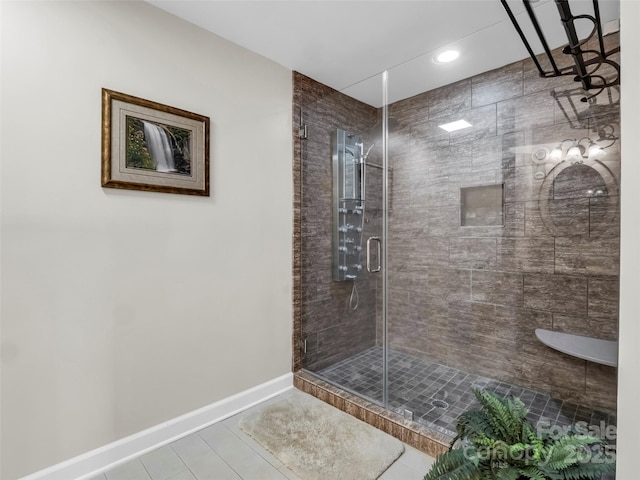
[434,50,460,64]
[438,120,472,132]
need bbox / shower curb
[294,370,449,459]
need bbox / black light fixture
[501,0,620,103]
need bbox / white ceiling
[147,0,620,106]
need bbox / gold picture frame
[101,88,210,196]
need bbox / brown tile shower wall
[293,72,383,371]
[386,34,620,412]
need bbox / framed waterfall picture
[101,88,210,196]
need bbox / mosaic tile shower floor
[316,346,617,442]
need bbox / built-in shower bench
[534,329,618,367]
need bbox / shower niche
[460,184,505,227]
[332,128,365,281]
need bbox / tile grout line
[195,431,246,480]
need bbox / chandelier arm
[500,0,550,76]
[525,0,563,75]
[556,1,592,90]
[500,0,620,102]
[592,0,607,56]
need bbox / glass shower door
[297,71,387,406]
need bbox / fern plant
[423,390,615,480]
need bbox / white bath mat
[239,389,404,480]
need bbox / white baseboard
[19,373,294,480]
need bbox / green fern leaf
[543,435,605,470]
[516,465,547,480]
[423,448,483,480]
[494,465,521,480]
[559,456,616,479]
[452,410,497,447]
[473,390,529,444]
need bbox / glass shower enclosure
[297,7,619,448]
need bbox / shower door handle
[366,236,381,273]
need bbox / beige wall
[0,2,292,478]
[616,1,640,478]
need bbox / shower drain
[431,399,449,409]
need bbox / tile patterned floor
[89,389,435,480]
[316,346,617,442]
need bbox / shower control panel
[333,129,365,281]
